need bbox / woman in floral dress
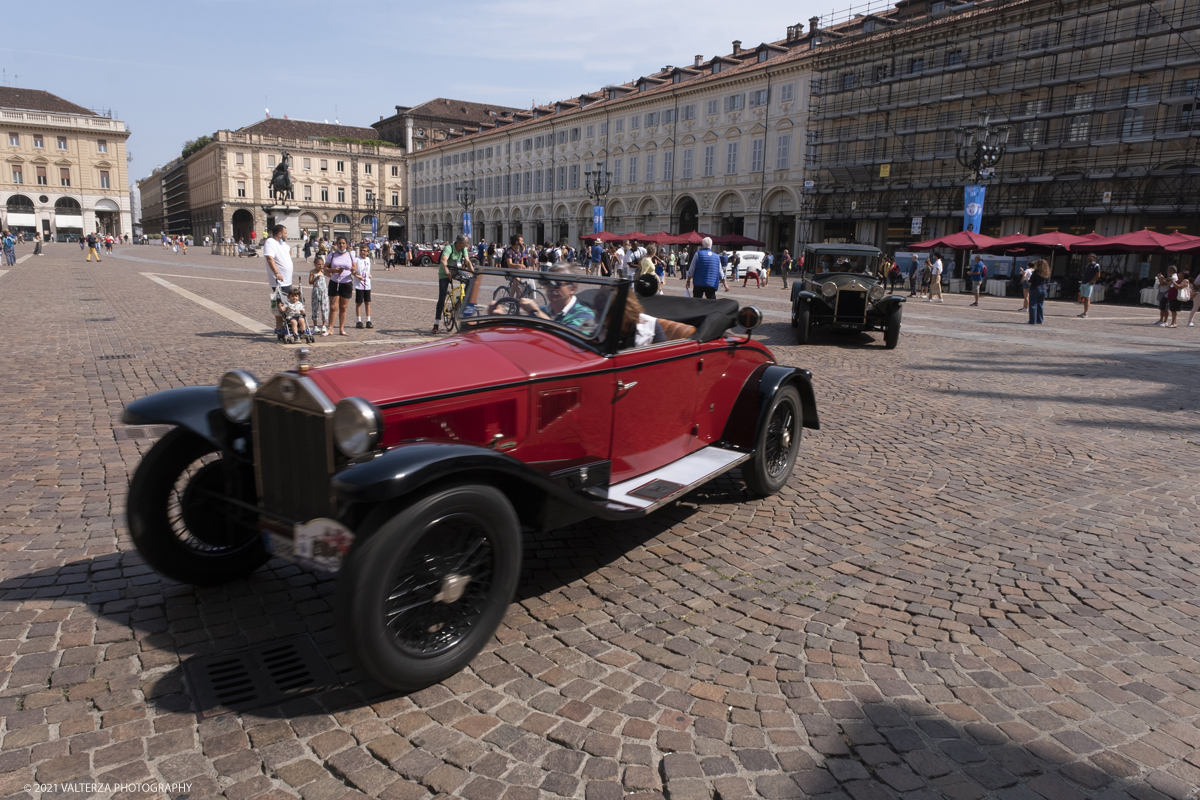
[308,256,331,335]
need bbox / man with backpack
[85,232,101,262]
[968,255,987,306]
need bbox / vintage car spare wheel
[884,305,902,349]
[743,385,803,496]
[337,484,522,692]
[127,427,269,586]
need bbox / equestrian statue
[269,151,294,204]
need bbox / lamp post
[953,111,1011,278]
[584,161,612,233]
[454,184,476,239]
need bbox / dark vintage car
[122,268,820,691]
[790,243,905,348]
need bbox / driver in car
[489,265,597,335]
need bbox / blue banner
[964,185,985,233]
[371,216,378,238]
[462,211,472,238]
[593,205,604,233]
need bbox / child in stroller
[281,287,315,344]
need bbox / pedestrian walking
[1154,267,1177,326]
[309,256,330,336]
[327,237,355,336]
[686,237,729,299]
[1028,259,1050,324]
[263,224,295,339]
[1,230,15,266]
[1078,253,1100,317]
[762,252,773,287]
[33,233,43,256]
[780,250,792,289]
[84,232,101,262]
[354,243,373,329]
[968,256,986,306]
[887,259,901,293]
[1166,271,1189,328]
[928,253,944,302]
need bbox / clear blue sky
[2,0,828,188]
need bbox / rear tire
[127,428,268,586]
[420,255,432,266]
[884,305,902,349]
[743,386,802,497]
[337,484,522,692]
[794,302,811,345]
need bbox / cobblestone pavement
[2,244,1200,800]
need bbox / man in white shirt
[263,224,294,336]
[927,253,944,302]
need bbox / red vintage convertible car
[409,243,442,265]
[122,268,820,691]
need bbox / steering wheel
[491,297,522,316]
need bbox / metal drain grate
[183,635,340,717]
[97,354,135,360]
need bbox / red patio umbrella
[1068,229,1181,253]
[910,231,999,250]
[1164,235,1200,253]
[978,234,1033,254]
[663,231,710,245]
[711,233,766,247]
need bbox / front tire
[884,305,902,349]
[794,302,811,345]
[127,427,268,586]
[420,255,432,266]
[743,386,802,497]
[337,485,522,692]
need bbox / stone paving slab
[0,245,1198,800]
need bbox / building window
[663,151,674,180]
[236,181,246,197]
[336,161,344,172]
[304,185,312,200]
[726,142,739,174]
[599,122,608,135]
[391,165,399,177]
[1178,104,1197,132]
[303,157,311,170]
[682,148,693,179]
[60,168,70,186]
[841,73,856,91]
[391,193,399,206]
[758,50,769,63]
[571,127,580,141]
[613,159,622,185]
[57,136,67,151]
[776,134,792,169]
[320,159,328,171]
[524,138,533,152]
[337,187,346,202]
[750,89,768,107]
[557,130,567,144]
[945,49,963,67]
[806,131,821,167]
[703,145,715,177]
[557,166,566,191]
[32,134,43,149]
[707,99,719,116]
[365,190,374,202]
[11,166,22,184]
[628,156,638,184]
[97,139,107,153]
[1066,115,1091,142]
[364,163,372,174]
[645,153,656,182]
[909,57,925,74]
[630,115,640,130]
[682,104,696,121]
[486,146,493,158]
[615,119,624,133]
[36,166,47,185]
[486,177,493,197]
[751,138,764,172]
[725,94,745,112]
[267,155,276,167]
[644,112,658,127]
[532,171,541,193]
[98,170,110,189]
[320,187,329,202]
[1121,108,1146,137]
[712,62,723,74]
[235,152,244,165]
[8,133,18,147]
[569,164,579,189]
[586,124,594,138]
[524,171,532,193]
[664,109,676,123]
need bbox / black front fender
[719,363,821,450]
[759,364,820,431]
[121,386,227,447]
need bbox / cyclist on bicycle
[433,234,473,334]
[501,233,537,300]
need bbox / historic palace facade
[408,32,820,252]
[139,119,406,243]
[0,87,132,240]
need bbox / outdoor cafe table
[1140,286,1158,305]
[986,279,1008,296]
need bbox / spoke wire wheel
[127,427,268,586]
[742,385,802,497]
[338,484,522,692]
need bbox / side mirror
[736,305,763,331]
[634,273,659,297]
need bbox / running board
[604,446,750,513]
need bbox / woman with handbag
[1028,259,1050,325]
[1167,272,1190,328]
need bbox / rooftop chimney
[694,54,703,67]
[732,40,742,55]
[809,16,820,32]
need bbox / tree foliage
[182,135,215,159]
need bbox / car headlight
[218,370,259,423]
[821,281,838,298]
[333,397,382,457]
[869,284,886,302]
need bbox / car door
[609,340,699,484]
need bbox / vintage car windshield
[460,266,619,341]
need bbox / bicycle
[442,270,472,333]
[491,276,548,308]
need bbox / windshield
[459,266,620,342]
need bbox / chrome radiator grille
[834,289,867,320]
[252,376,335,523]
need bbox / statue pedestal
[264,205,302,241]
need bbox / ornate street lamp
[454,184,476,238]
[584,161,612,232]
[955,111,1011,182]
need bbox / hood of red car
[304,335,528,407]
